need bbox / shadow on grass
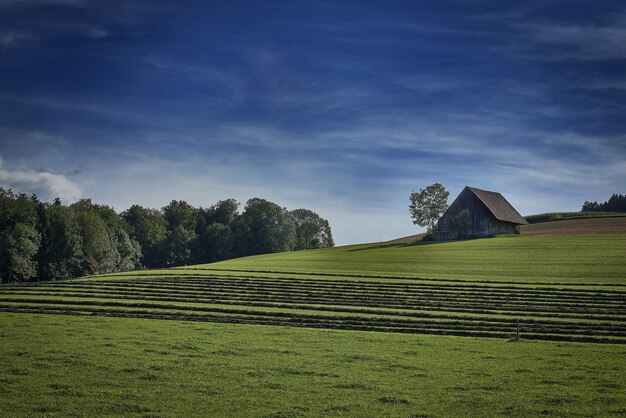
[347,239,457,252]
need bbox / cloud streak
[0,157,82,203]
[1,1,625,244]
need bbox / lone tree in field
[409,183,449,232]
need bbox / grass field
[188,235,626,284]
[1,313,625,417]
[1,222,625,416]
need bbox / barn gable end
[432,186,528,240]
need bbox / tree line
[0,188,333,283]
[582,193,626,213]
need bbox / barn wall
[434,188,518,240]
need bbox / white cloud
[520,21,626,61]
[476,10,626,62]
[0,157,82,203]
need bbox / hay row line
[1,298,625,339]
[2,287,625,320]
[9,277,626,305]
[0,302,624,344]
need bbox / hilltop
[521,216,626,236]
[1,220,625,416]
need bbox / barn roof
[466,186,528,225]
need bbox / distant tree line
[0,188,333,283]
[581,193,626,213]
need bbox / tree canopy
[409,183,450,232]
[582,193,626,213]
[0,187,334,283]
[289,208,334,250]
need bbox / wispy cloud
[0,31,33,50]
[1,1,624,243]
[47,23,110,39]
[0,156,82,202]
[518,20,626,61]
[473,8,626,62]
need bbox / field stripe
[2,272,625,343]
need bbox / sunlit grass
[1,313,624,417]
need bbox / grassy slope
[185,235,626,285]
[1,313,625,417]
[1,229,625,416]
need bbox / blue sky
[1,0,625,244]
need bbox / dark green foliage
[71,200,141,275]
[289,208,334,250]
[161,200,199,266]
[0,189,42,283]
[238,198,296,256]
[72,200,118,274]
[203,198,239,226]
[38,202,83,280]
[582,193,626,212]
[409,183,449,232]
[192,199,239,263]
[1,223,41,282]
[450,209,472,239]
[121,205,166,268]
[0,187,333,282]
[195,223,234,263]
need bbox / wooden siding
[433,188,518,240]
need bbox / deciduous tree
[289,208,334,250]
[409,183,449,232]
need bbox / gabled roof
[466,186,528,225]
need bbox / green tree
[122,205,167,268]
[203,199,239,226]
[95,204,141,271]
[289,208,334,250]
[0,188,42,282]
[197,222,235,262]
[239,198,296,255]
[72,200,118,275]
[409,183,449,232]
[38,201,84,280]
[162,200,198,266]
[0,223,41,282]
[193,199,239,263]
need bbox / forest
[582,193,626,213]
[0,188,333,283]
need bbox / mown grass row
[1,299,624,344]
[3,284,625,319]
[1,273,625,343]
[7,274,626,310]
[173,267,626,287]
[1,290,624,325]
[17,273,626,298]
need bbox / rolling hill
[1,217,625,416]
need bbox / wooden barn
[433,186,528,240]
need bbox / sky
[0,0,625,245]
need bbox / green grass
[3,268,625,343]
[1,232,625,416]
[1,313,625,417]
[187,236,626,285]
